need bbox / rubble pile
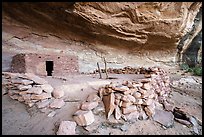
[2,72,65,110]
[73,67,173,126]
[94,66,148,74]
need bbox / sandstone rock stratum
[2,2,202,72]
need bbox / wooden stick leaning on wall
[97,62,102,79]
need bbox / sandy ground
[2,70,202,135]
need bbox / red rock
[142,98,153,106]
[8,89,20,95]
[125,110,139,121]
[73,110,95,126]
[148,93,155,99]
[114,105,122,120]
[121,95,129,102]
[98,87,105,98]
[18,91,29,95]
[138,88,147,95]
[144,73,151,78]
[86,93,100,102]
[127,82,134,88]
[104,88,115,95]
[52,89,64,99]
[27,86,43,95]
[121,101,132,108]
[132,82,143,88]
[17,85,32,91]
[11,79,33,85]
[153,109,174,128]
[114,93,122,100]
[49,99,65,108]
[141,83,151,90]
[159,90,166,96]
[134,99,143,105]
[17,96,24,102]
[24,73,48,84]
[80,101,98,110]
[31,92,52,100]
[113,85,129,92]
[122,105,137,114]
[122,81,128,86]
[163,101,174,112]
[140,78,151,83]
[56,121,77,135]
[144,106,155,117]
[36,99,51,108]
[114,99,120,105]
[118,101,123,107]
[102,93,115,119]
[133,92,142,99]
[21,94,31,101]
[127,94,136,103]
[41,84,53,93]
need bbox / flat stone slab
[56,121,77,135]
[153,109,174,128]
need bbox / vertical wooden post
[97,62,102,79]
[104,58,108,79]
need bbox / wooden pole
[97,62,102,79]
[104,58,109,79]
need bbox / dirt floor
[2,68,202,135]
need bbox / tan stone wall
[11,54,26,73]
[11,53,79,76]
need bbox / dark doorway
[46,61,53,76]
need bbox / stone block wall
[11,53,79,76]
[11,54,26,73]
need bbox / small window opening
[58,57,60,59]
[46,61,54,76]
[39,56,41,58]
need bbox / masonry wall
[11,54,26,73]
[11,53,79,76]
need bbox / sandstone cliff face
[2,2,202,72]
[72,2,201,50]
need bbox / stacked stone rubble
[2,72,65,110]
[72,93,101,126]
[98,67,172,121]
[75,67,172,125]
[94,66,147,74]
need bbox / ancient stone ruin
[2,2,202,135]
[2,72,66,115]
[72,67,173,126]
[11,53,79,76]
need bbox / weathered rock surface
[56,121,77,135]
[102,93,115,119]
[52,89,64,99]
[24,73,48,84]
[41,84,54,93]
[2,2,202,72]
[73,110,95,126]
[49,99,65,108]
[3,2,201,51]
[80,101,98,110]
[36,99,51,108]
[153,109,174,128]
[86,93,101,102]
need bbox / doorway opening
[46,61,54,76]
